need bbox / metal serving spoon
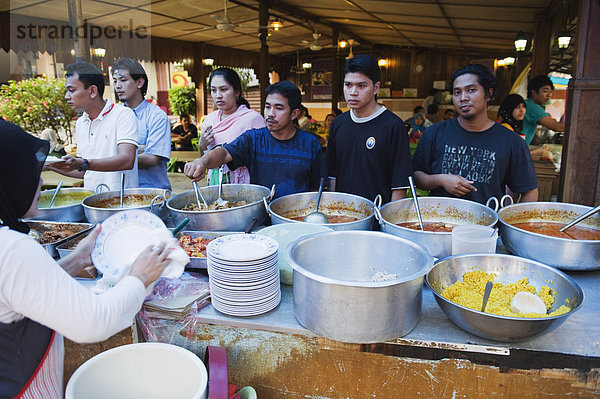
[481,281,493,312]
[559,204,600,232]
[408,176,424,231]
[119,173,125,208]
[304,178,328,224]
[216,165,228,207]
[48,180,63,208]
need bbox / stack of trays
[206,234,280,316]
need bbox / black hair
[0,120,49,233]
[451,64,497,99]
[265,81,302,113]
[527,75,554,98]
[112,57,148,97]
[180,114,190,121]
[209,67,251,108]
[427,104,439,114]
[333,107,343,116]
[413,105,425,114]
[344,54,380,86]
[65,62,105,97]
[498,93,526,132]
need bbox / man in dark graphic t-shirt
[184,81,324,199]
[412,64,538,204]
[327,54,412,204]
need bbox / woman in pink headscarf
[199,67,266,184]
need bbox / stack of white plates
[206,234,281,316]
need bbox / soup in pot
[90,194,162,209]
[397,221,455,232]
[288,214,359,223]
[511,221,600,240]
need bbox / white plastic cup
[451,225,498,255]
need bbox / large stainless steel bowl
[377,197,498,258]
[286,231,434,343]
[83,188,170,224]
[167,184,272,231]
[498,202,600,271]
[33,188,94,222]
[426,253,584,341]
[267,191,377,231]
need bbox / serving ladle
[481,281,493,312]
[119,173,125,208]
[559,204,600,232]
[304,178,328,224]
[48,180,63,208]
[216,165,228,207]
[408,176,424,231]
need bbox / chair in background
[167,157,178,173]
[191,138,200,152]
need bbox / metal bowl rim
[166,184,271,214]
[83,188,167,210]
[498,202,600,243]
[425,253,585,321]
[379,196,499,234]
[287,230,434,287]
[39,188,95,210]
[269,191,376,226]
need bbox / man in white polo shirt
[50,62,138,191]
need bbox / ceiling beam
[341,0,416,46]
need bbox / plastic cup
[451,225,498,255]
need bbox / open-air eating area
[1,0,599,397]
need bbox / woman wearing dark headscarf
[0,120,170,398]
[498,93,553,160]
[498,93,527,137]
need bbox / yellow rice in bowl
[442,271,571,318]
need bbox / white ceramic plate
[207,234,278,261]
[44,156,66,165]
[92,210,166,281]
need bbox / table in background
[41,171,84,189]
[171,150,200,163]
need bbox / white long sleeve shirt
[0,227,146,343]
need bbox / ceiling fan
[343,39,360,59]
[185,0,278,33]
[301,30,336,51]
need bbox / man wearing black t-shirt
[412,64,538,204]
[326,55,412,204]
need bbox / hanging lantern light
[514,31,528,52]
[557,31,571,49]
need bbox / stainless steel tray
[171,230,243,270]
[55,231,92,259]
[26,220,94,258]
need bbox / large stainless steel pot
[376,197,498,258]
[267,192,378,231]
[83,188,170,224]
[167,184,273,231]
[286,231,433,343]
[498,202,600,271]
[33,188,94,222]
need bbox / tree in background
[168,84,196,117]
[0,77,76,141]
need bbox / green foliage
[168,84,196,116]
[0,77,75,137]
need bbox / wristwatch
[78,158,90,172]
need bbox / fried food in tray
[26,221,93,245]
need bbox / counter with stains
[137,269,600,398]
